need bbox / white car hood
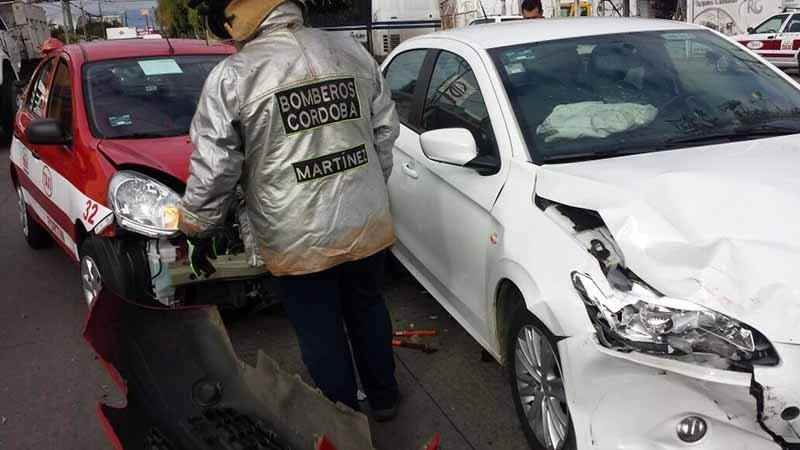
[536,136,800,344]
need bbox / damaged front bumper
[84,288,375,450]
[144,238,269,307]
[560,334,800,449]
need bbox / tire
[15,184,50,249]
[506,304,576,450]
[0,67,16,143]
[79,237,152,306]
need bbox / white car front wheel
[508,311,575,450]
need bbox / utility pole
[80,0,87,40]
[623,0,630,16]
[574,0,580,16]
[61,0,73,43]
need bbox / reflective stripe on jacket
[179,2,400,276]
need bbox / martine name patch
[293,144,369,183]
[277,77,362,134]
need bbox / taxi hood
[98,136,193,184]
[535,135,800,344]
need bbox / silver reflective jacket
[179,2,399,276]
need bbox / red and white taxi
[735,11,800,69]
[9,38,270,308]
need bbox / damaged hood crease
[535,137,800,344]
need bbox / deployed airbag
[536,101,658,143]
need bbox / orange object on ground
[394,329,437,337]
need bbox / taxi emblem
[42,166,53,197]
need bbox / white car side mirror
[419,128,478,167]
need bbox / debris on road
[392,340,437,354]
[84,289,375,450]
[392,329,439,353]
[394,330,437,337]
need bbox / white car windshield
[490,30,800,163]
[84,55,225,139]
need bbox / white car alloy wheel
[515,325,570,450]
[16,185,29,237]
[80,255,103,306]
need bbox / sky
[38,0,159,29]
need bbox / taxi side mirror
[747,27,755,33]
[26,118,71,146]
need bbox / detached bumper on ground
[560,334,800,450]
[83,288,374,450]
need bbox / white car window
[421,51,496,157]
[490,30,800,163]
[384,49,428,126]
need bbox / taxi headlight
[571,271,777,367]
[108,171,180,238]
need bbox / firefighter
[180,0,401,421]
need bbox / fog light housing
[676,416,707,443]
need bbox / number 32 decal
[83,200,99,225]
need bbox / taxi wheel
[507,308,576,450]
[16,185,50,249]
[79,237,135,307]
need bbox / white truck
[308,0,442,60]
[0,1,49,139]
[105,26,138,40]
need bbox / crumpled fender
[534,138,800,344]
[83,289,374,450]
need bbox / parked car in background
[734,9,800,69]
[383,18,800,450]
[9,38,274,310]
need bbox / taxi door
[778,14,800,57]
[12,57,59,245]
[12,56,81,258]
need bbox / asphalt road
[0,142,529,450]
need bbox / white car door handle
[402,162,419,179]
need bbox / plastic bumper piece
[559,334,783,450]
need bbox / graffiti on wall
[691,0,773,35]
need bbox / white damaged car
[382,18,800,450]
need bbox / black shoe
[371,392,400,422]
[372,403,398,422]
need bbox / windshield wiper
[660,124,800,148]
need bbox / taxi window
[786,16,800,33]
[47,60,73,136]
[752,14,788,34]
[26,59,56,117]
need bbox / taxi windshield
[83,55,224,139]
[490,30,800,163]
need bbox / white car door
[388,41,511,342]
[383,48,433,272]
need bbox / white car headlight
[108,171,180,238]
[572,271,777,368]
